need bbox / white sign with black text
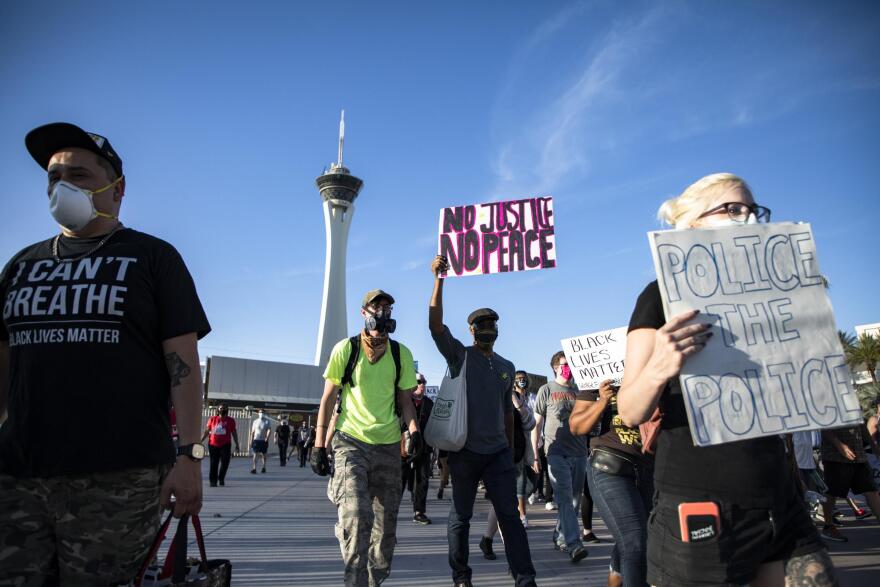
[561,327,628,391]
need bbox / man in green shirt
[311,289,421,587]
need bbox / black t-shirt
[276,424,291,443]
[578,389,651,465]
[629,281,786,504]
[0,228,210,477]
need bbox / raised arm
[160,333,204,517]
[429,255,448,336]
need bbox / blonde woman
[617,174,835,586]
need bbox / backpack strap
[338,335,361,414]
[390,340,401,417]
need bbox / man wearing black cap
[0,122,211,584]
[311,289,421,587]
[429,256,536,587]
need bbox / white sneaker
[521,515,529,529]
[527,494,537,505]
[545,501,557,511]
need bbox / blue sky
[2,1,878,386]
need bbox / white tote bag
[424,353,468,452]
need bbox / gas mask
[49,177,122,231]
[364,308,396,334]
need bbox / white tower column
[314,111,363,368]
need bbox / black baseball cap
[25,122,123,178]
[467,308,499,325]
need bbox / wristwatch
[177,443,206,461]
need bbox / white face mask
[49,179,120,231]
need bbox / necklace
[52,224,125,263]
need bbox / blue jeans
[588,462,654,587]
[547,452,587,550]
[447,448,536,587]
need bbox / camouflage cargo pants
[0,466,166,586]
[328,431,402,587]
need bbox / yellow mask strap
[90,175,124,195]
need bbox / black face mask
[219,411,228,417]
[473,329,498,344]
[365,309,396,334]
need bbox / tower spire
[337,109,345,168]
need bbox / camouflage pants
[0,466,166,587]
[328,432,402,587]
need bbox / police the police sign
[649,222,862,447]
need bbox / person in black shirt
[571,379,652,587]
[275,416,292,467]
[429,255,536,587]
[0,122,210,585]
[616,173,833,586]
[402,374,434,524]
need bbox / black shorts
[823,460,878,498]
[647,488,823,586]
[251,440,268,454]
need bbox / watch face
[191,444,206,459]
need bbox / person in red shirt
[201,405,240,487]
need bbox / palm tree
[847,333,880,385]
[838,330,856,352]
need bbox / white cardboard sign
[649,222,861,447]
[561,327,628,390]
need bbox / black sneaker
[413,513,432,525]
[250,469,256,475]
[582,531,601,543]
[261,467,266,473]
[219,480,225,486]
[479,536,497,560]
[821,525,848,542]
[570,545,588,563]
[437,487,444,500]
[209,482,217,487]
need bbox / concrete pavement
[187,454,880,586]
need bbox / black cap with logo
[25,122,123,178]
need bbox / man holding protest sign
[429,255,536,587]
[616,173,835,586]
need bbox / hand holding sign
[646,310,713,382]
[431,255,449,279]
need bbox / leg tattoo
[784,549,839,587]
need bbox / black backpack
[337,335,401,417]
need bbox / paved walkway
[188,456,880,586]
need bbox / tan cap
[362,289,395,308]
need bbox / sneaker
[832,511,844,523]
[437,487,444,500]
[582,531,601,543]
[520,515,529,529]
[820,525,848,542]
[570,545,588,563]
[413,513,432,525]
[261,467,266,474]
[545,501,558,511]
[479,536,497,560]
[219,480,225,486]
[209,482,217,487]
[250,469,256,475]
[527,494,537,505]
[853,508,872,520]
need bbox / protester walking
[0,122,210,585]
[297,422,311,467]
[532,351,589,563]
[616,173,835,585]
[202,404,240,487]
[429,255,537,587]
[310,289,421,587]
[275,416,291,467]
[402,374,434,525]
[570,379,652,586]
[250,410,271,474]
[481,374,536,561]
[820,425,880,541]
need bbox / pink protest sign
[437,196,557,277]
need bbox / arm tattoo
[785,549,839,587]
[164,352,192,387]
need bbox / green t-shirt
[323,337,418,445]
